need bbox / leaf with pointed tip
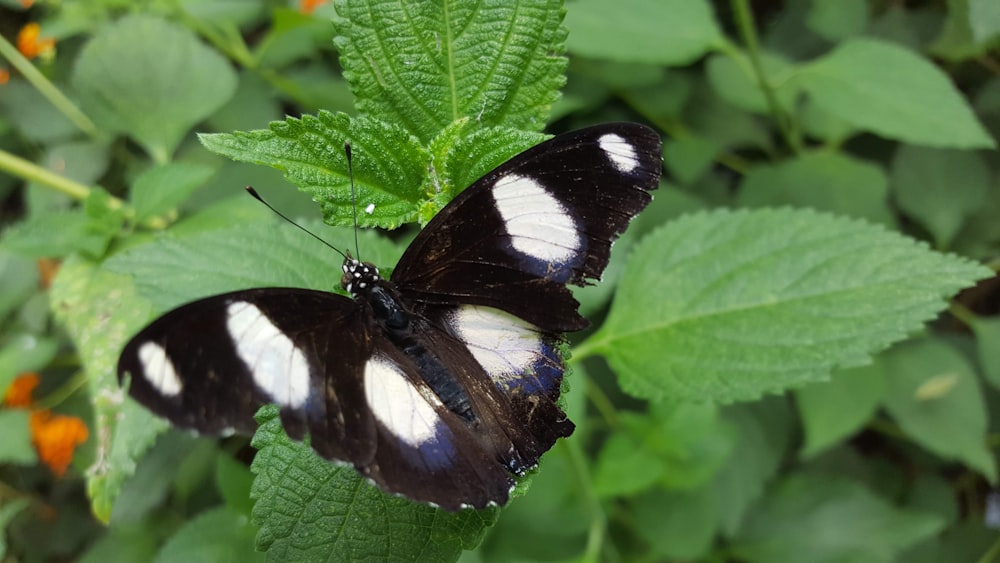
[584,208,991,403]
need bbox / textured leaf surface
[49,257,164,521]
[882,337,996,480]
[72,15,237,162]
[585,208,991,403]
[730,474,944,562]
[333,0,566,142]
[565,0,723,64]
[251,406,497,562]
[200,113,427,229]
[797,38,995,148]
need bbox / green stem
[562,438,606,563]
[0,148,99,203]
[976,533,1000,563]
[730,0,800,153]
[0,34,101,139]
[34,371,89,411]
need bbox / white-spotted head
[340,257,381,296]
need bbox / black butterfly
[117,123,662,511]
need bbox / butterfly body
[118,123,662,510]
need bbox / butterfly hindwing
[391,122,662,331]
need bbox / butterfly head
[341,257,382,297]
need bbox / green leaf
[333,0,566,142]
[1,210,93,258]
[104,220,404,313]
[890,145,990,248]
[969,315,1000,390]
[930,0,991,62]
[153,507,263,563]
[77,526,157,563]
[216,453,256,517]
[730,474,945,563]
[49,257,164,522]
[0,410,36,464]
[806,0,869,41]
[736,151,894,225]
[72,15,237,162]
[251,406,497,562]
[797,361,887,458]
[593,403,734,497]
[565,0,723,65]
[882,336,997,480]
[111,432,197,524]
[0,334,58,393]
[585,208,991,403]
[663,136,719,185]
[0,498,30,560]
[130,163,215,223]
[705,52,797,115]
[0,79,77,143]
[200,113,427,229]
[970,0,1000,42]
[0,250,37,322]
[797,38,995,148]
[631,487,717,560]
[712,398,794,537]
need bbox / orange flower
[4,373,39,408]
[19,0,34,8]
[36,258,60,289]
[29,411,89,477]
[0,68,9,85]
[17,23,55,60]
[4,373,89,476]
[299,0,328,15]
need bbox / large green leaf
[797,361,886,458]
[72,15,237,162]
[797,38,995,148]
[583,208,991,403]
[333,0,566,142]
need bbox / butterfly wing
[391,122,663,331]
[117,288,377,464]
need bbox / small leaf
[890,145,990,248]
[565,0,723,65]
[585,208,991,403]
[111,432,196,524]
[152,507,263,563]
[216,453,255,517]
[736,151,894,225]
[0,334,58,393]
[251,406,497,562]
[798,38,995,148]
[797,362,887,458]
[882,336,997,480]
[712,398,794,537]
[72,15,237,162]
[0,251,37,322]
[76,526,157,563]
[0,410,37,464]
[1,210,92,258]
[705,52,797,115]
[730,474,945,562]
[929,0,990,62]
[806,0,869,41]
[663,136,719,185]
[970,0,1000,43]
[969,315,1000,390]
[631,487,717,560]
[333,0,566,142]
[0,498,31,559]
[130,163,215,223]
[200,113,427,229]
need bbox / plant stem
[0,34,101,139]
[562,439,606,563]
[0,148,106,204]
[730,0,800,153]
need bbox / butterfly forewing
[117,123,663,511]
[391,122,662,331]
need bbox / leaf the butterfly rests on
[117,123,663,511]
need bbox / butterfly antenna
[345,142,362,262]
[244,186,347,260]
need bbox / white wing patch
[138,341,182,396]
[448,305,557,392]
[492,174,580,263]
[598,133,640,173]
[364,356,442,447]
[226,301,310,408]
